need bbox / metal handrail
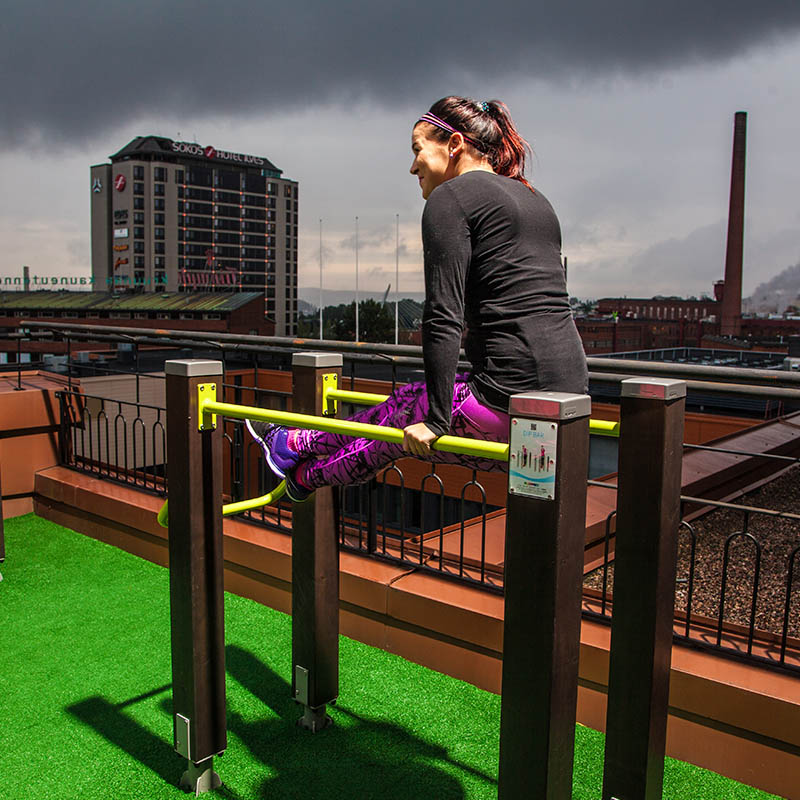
[19,320,800,389]
[157,392,510,526]
[325,386,621,437]
[156,482,287,528]
[200,399,510,461]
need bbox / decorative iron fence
[58,389,167,493]
[54,361,800,676]
[583,490,800,676]
[336,465,503,591]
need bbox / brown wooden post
[498,391,591,800]
[290,352,342,731]
[602,378,686,800]
[165,359,226,794]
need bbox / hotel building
[90,136,299,335]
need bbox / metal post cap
[164,359,224,377]
[620,378,686,400]
[292,352,343,368]
[508,391,591,420]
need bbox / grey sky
[2,1,799,301]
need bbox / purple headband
[416,112,484,149]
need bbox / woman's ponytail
[485,101,534,192]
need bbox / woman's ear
[448,132,465,158]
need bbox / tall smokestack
[720,111,746,336]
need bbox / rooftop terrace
[0,515,779,799]
[1,325,800,797]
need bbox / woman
[248,96,588,501]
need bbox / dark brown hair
[423,96,533,191]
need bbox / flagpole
[319,218,323,340]
[395,213,399,345]
[355,216,360,342]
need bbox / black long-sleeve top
[421,171,588,436]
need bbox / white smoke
[744,261,800,314]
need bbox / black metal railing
[583,495,800,675]
[41,326,800,676]
[58,389,167,494]
[335,464,502,592]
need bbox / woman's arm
[419,183,472,437]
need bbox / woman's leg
[297,380,508,489]
[290,380,428,457]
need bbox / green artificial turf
[0,514,782,799]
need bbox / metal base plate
[179,758,222,796]
[297,705,333,733]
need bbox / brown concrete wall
[0,371,67,517]
[33,466,800,799]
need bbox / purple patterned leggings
[292,377,509,489]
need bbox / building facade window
[215,170,240,190]
[187,187,212,201]
[188,168,213,187]
[133,166,144,179]
[154,166,167,181]
[134,196,144,209]
[134,182,144,195]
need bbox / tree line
[297,299,397,343]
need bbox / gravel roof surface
[584,465,800,637]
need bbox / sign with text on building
[113,244,128,252]
[171,140,266,166]
[508,419,558,500]
[114,174,126,191]
[113,228,128,239]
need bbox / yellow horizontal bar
[156,482,287,527]
[327,388,390,406]
[202,399,509,461]
[326,387,620,438]
[223,482,287,516]
[590,420,620,437]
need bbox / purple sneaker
[284,468,313,503]
[245,419,300,478]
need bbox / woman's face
[410,124,453,199]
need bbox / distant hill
[744,261,800,313]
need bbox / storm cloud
[3,0,800,147]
